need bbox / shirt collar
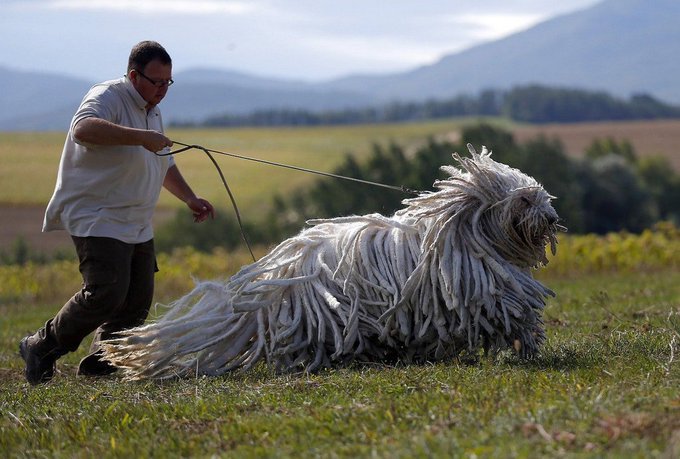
[123,76,151,112]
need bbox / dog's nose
[547,216,557,225]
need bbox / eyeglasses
[135,69,174,88]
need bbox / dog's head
[459,144,563,268]
[403,144,564,269]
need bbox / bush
[154,207,271,254]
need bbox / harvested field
[0,205,175,255]
[514,119,680,170]
[0,205,71,253]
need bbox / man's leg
[78,239,156,376]
[19,321,65,385]
[20,236,132,384]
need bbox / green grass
[1,263,679,457]
[0,118,510,211]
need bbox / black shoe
[19,336,57,385]
[77,351,117,377]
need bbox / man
[19,40,215,384]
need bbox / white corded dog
[102,145,563,379]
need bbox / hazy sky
[2,0,600,82]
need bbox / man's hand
[163,165,214,222]
[141,130,173,153]
[186,197,215,223]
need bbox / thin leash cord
[168,141,421,195]
[157,140,421,262]
[156,144,257,262]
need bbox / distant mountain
[0,66,91,130]
[174,67,313,91]
[324,0,680,104]
[1,0,678,130]
[162,70,370,123]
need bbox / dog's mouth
[513,214,566,267]
[533,218,564,247]
[539,219,568,262]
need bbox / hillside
[327,0,680,103]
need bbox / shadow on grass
[95,336,615,387]
[134,345,604,386]
[502,343,605,371]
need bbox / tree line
[155,123,680,253]
[172,85,680,128]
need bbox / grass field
[2,118,679,210]
[0,118,488,210]
[0,118,489,253]
[1,230,679,458]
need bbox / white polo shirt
[42,77,175,244]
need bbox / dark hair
[127,41,172,72]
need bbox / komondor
[102,145,563,379]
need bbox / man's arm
[163,164,215,223]
[73,117,172,153]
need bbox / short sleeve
[70,83,119,132]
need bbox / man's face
[129,59,172,108]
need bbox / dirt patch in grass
[514,119,680,170]
[0,204,71,254]
[0,204,175,255]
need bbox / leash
[157,140,422,261]
[169,141,420,195]
[156,143,257,262]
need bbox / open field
[0,118,480,253]
[514,119,680,170]
[0,119,483,208]
[2,118,680,254]
[1,230,679,457]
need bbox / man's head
[127,41,173,108]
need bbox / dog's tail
[101,281,265,379]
